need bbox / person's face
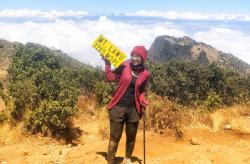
[131,53,142,65]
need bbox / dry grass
[146,93,185,139]
[97,107,109,140]
[77,95,110,140]
[145,93,250,138]
[182,109,213,130]
[231,118,250,134]
[0,98,5,113]
[76,95,97,116]
[184,103,250,134]
[224,104,250,134]
[0,123,27,145]
[3,92,248,145]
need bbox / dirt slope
[0,115,250,164]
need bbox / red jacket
[105,60,150,114]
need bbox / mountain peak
[159,35,195,46]
[148,35,250,75]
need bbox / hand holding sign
[92,35,127,68]
[101,56,110,65]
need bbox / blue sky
[0,0,250,66]
[0,0,249,14]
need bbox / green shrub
[0,81,7,103]
[25,100,77,138]
[94,81,116,105]
[0,81,3,89]
[146,60,250,109]
[0,112,6,123]
[204,91,222,110]
[7,44,85,140]
[9,80,38,121]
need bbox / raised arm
[105,61,124,82]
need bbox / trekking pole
[143,107,146,164]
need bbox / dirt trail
[1,116,250,164]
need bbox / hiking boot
[107,159,116,164]
[123,157,132,164]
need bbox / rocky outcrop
[148,35,250,75]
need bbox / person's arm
[105,60,124,82]
[139,75,150,108]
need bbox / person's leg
[107,120,124,164]
[125,122,139,159]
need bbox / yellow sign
[92,35,127,68]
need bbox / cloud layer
[0,9,249,66]
[125,10,250,21]
[0,9,90,20]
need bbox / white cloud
[193,28,250,64]
[0,14,186,67]
[125,10,250,21]
[0,9,90,20]
[1,9,250,22]
[0,9,249,66]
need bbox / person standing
[103,46,150,164]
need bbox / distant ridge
[148,35,250,75]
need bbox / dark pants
[107,106,140,164]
